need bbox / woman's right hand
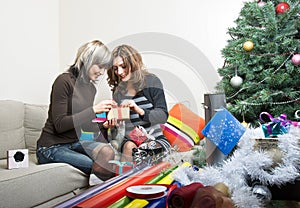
[103,118,117,129]
[93,100,116,114]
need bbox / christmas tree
[217,0,300,127]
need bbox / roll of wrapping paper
[144,181,183,208]
[54,164,147,208]
[169,182,205,208]
[125,162,191,208]
[108,165,178,208]
[124,199,149,208]
[144,196,167,208]
[73,162,171,208]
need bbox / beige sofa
[0,100,89,208]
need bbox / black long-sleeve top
[37,73,101,147]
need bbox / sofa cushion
[24,103,48,154]
[0,154,89,208]
[0,100,25,159]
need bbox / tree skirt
[172,126,300,208]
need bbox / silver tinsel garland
[172,126,300,208]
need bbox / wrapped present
[107,107,130,120]
[259,112,291,138]
[109,160,135,175]
[201,107,246,155]
[128,126,148,146]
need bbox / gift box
[201,107,246,155]
[109,160,135,176]
[107,107,130,120]
[128,126,148,146]
[261,122,288,138]
[259,112,290,138]
[7,149,29,169]
[253,138,279,151]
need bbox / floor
[267,201,300,208]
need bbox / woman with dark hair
[37,40,116,181]
[107,44,170,162]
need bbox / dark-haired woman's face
[112,56,131,81]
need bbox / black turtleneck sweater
[37,73,101,147]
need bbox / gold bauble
[241,121,249,128]
[243,41,254,51]
[214,182,230,197]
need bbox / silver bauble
[230,75,243,88]
[252,185,272,206]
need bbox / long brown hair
[107,44,151,93]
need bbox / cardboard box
[7,149,29,169]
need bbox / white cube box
[7,149,29,169]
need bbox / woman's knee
[101,145,115,157]
[123,141,137,153]
[94,144,115,161]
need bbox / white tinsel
[172,126,300,208]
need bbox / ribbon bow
[259,112,299,137]
[260,112,300,127]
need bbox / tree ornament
[295,110,300,119]
[241,120,249,128]
[230,75,243,88]
[257,1,265,7]
[252,184,272,206]
[275,2,290,14]
[230,68,243,88]
[241,113,249,128]
[243,41,254,51]
[291,54,300,65]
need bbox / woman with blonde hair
[37,40,116,181]
[107,44,170,162]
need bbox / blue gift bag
[202,107,246,155]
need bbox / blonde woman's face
[88,65,105,81]
[113,56,131,82]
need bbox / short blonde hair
[68,40,111,83]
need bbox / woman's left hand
[103,118,117,129]
[120,99,145,116]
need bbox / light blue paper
[202,107,246,155]
[80,131,94,141]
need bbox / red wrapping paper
[169,182,204,208]
[73,162,171,208]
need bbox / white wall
[0,0,59,104]
[59,0,245,115]
[0,0,245,110]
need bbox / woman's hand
[93,100,117,114]
[120,99,145,116]
[103,118,117,129]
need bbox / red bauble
[292,54,300,66]
[258,1,265,7]
[275,2,290,14]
